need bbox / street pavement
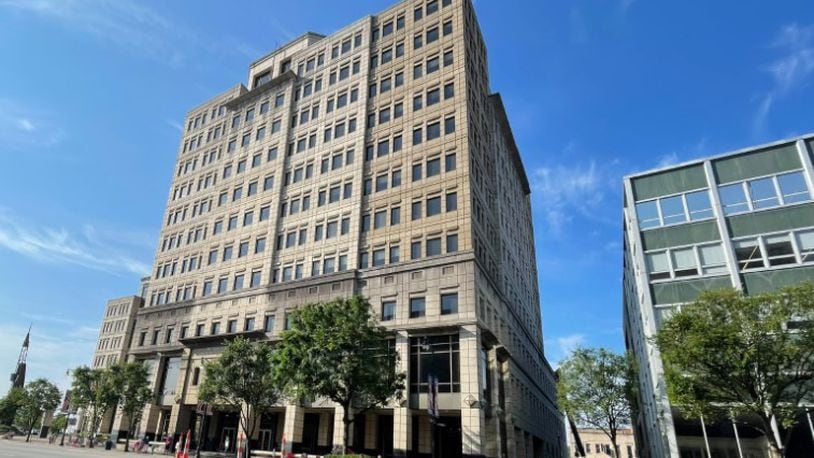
[0,438,137,458]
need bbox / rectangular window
[749,177,780,209]
[670,247,698,277]
[376,174,388,192]
[798,230,814,262]
[427,56,439,74]
[427,196,442,216]
[411,241,421,260]
[719,183,749,215]
[734,239,764,271]
[426,237,441,256]
[660,195,686,225]
[441,293,458,315]
[778,171,810,203]
[427,157,441,177]
[427,121,441,140]
[410,297,426,318]
[264,315,275,332]
[373,248,386,267]
[446,234,458,253]
[382,300,396,321]
[698,244,727,274]
[636,201,660,229]
[233,274,244,290]
[686,190,713,220]
[412,201,422,220]
[374,210,387,229]
[443,50,453,67]
[765,234,796,266]
[444,116,456,134]
[444,82,455,99]
[391,206,401,225]
[427,88,440,106]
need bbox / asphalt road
[0,439,131,458]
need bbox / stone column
[282,404,303,452]
[393,330,411,457]
[459,325,485,457]
[317,411,332,447]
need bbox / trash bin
[105,439,113,450]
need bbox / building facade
[106,0,564,456]
[91,296,142,369]
[623,135,814,457]
[567,428,636,458]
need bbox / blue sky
[1,0,813,393]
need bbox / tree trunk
[26,426,32,443]
[342,402,351,455]
[124,424,130,452]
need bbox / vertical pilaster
[459,325,484,457]
[332,405,348,449]
[703,161,741,289]
[393,330,411,457]
[282,404,304,449]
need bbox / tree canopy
[655,283,814,455]
[557,347,632,457]
[272,296,405,453]
[0,387,26,427]
[70,365,123,447]
[116,361,153,452]
[199,336,281,455]
[15,378,60,442]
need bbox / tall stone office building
[107,0,564,456]
[623,135,814,457]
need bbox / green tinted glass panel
[631,165,707,201]
[712,143,800,184]
[807,139,814,163]
[727,203,814,238]
[641,220,720,251]
[651,276,732,305]
[743,266,814,294]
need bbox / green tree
[272,296,405,454]
[655,284,814,457]
[51,413,67,436]
[70,366,124,447]
[15,378,60,442]
[0,387,25,426]
[116,362,154,452]
[557,348,632,457]
[199,337,281,457]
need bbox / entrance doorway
[301,413,320,453]
[221,427,236,452]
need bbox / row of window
[636,171,810,230]
[360,232,459,269]
[139,314,277,348]
[645,227,814,281]
[381,292,458,322]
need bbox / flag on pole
[182,430,190,458]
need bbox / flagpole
[731,415,743,458]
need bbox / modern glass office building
[623,134,814,457]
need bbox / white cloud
[546,333,586,367]
[753,23,814,135]
[656,152,679,168]
[0,208,151,277]
[530,158,617,235]
[0,98,64,149]
[0,0,260,66]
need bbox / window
[798,230,814,262]
[410,297,426,318]
[260,206,270,221]
[427,157,441,177]
[227,320,237,334]
[443,50,453,67]
[413,127,423,145]
[233,274,244,290]
[382,301,396,321]
[698,244,728,274]
[446,233,458,253]
[409,335,460,393]
[636,201,660,229]
[373,249,386,267]
[392,170,402,187]
[223,245,233,261]
[734,239,764,271]
[427,56,439,74]
[427,88,440,106]
[245,317,256,331]
[427,27,439,43]
[412,163,423,181]
[211,322,221,335]
[427,196,442,216]
[228,215,238,230]
[411,241,421,260]
[660,195,686,225]
[444,116,456,134]
[686,190,713,220]
[243,211,254,226]
[443,20,453,36]
[719,183,749,215]
[376,174,388,192]
[749,177,779,209]
[264,315,275,332]
[414,63,423,79]
[414,34,423,49]
[202,280,213,296]
[238,241,249,257]
[670,248,698,277]
[778,171,810,203]
[765,234,796,266]
[446,192,457,211]
[441,293,458,315]
[390,245,400,262]
[374,210,387,229]
[426,237,441,256]
[412,201,422,220]
[361,214,371,232]
[391,207,401,225]
[427,121,441,140]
